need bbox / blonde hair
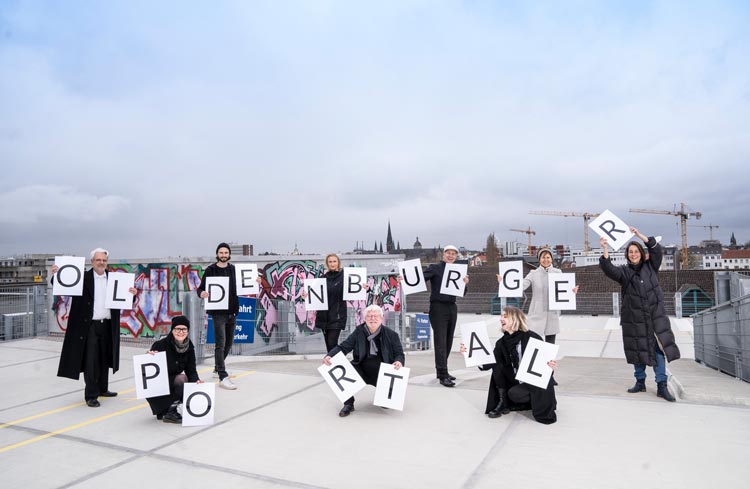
[502,306,528,333]
[324,253,341,271]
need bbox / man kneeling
[322,305,405,417]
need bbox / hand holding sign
[497,261,524,297]
[589,210,634,251]
[398,259,426,295]
[53,256,85,296]
[460,322,496,367]
[318,352,366,403]
[515,338,559,389]
[132,351,170,399]
[105,272,135,310]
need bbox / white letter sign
[317,352,366,403]
[105,272,135,310]
[440,263,467,297]
[498,261,523,297]
[132,351,170,399]
[460,322,496,368]
[548,274,576,311]
[398,259,426,295]
[235,264,259,296]
[589,209,634,251]
[53,256,85,296]
[373,363,410,411]
[182,382,215,427]
[304,278,329,311]
[205,277,229,310]
[343,267,368,301]
[515,337,559,389]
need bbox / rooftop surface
[1,315,749,489]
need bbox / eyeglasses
[173,327,188,332]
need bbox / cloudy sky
[1,1,748,259]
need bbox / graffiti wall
[52,263,204,338]
[51,259,402,341]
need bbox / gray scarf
[172,336,189,354]
[367,326,382,356]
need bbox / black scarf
[499,330,524,371]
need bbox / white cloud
[0,185,131,224]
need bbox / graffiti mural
[52,263,205,338]
[255,260,401,342]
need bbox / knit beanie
[216,242,231,255]
[171,315,190,331]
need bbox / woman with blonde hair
[462,306,558,424]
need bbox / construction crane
[509,227,536,256]
[689,223,719,241]
[629,203,702,269]
[529,210,601,254]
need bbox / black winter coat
[482,330,557,424]
[57,269,121,380]
[146,335,200,415]
[599,237,680,366]
[328,323,406,366]
[315,269,347,330]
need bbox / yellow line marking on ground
[0,403,148,453]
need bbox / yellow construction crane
[689,223,719,241]
[509,227,536,255]
[629,203,701,269]
[529,210,600,254]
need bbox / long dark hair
[626,241,647,264]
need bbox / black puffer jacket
[599,237,680,366]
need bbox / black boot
[162,404,182,424]
[627,379,646,393]
[657,381,676,402]
[487,389,510,418]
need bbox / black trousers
[545,334,556,344]
[429,301,457,379]
[344,356,381,406]
[84,320,111,401]
[323,329,342,354]
[147,374,188,415]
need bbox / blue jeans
[633,344,667,383]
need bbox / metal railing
[692,294,750,382]
[0,284,48,341]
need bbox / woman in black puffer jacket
[599,227,680,402]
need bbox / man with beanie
[197,242,239,390]
[146,315,202,423]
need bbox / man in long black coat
[52,248,136,407]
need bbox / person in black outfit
[462,306,558,424]
[51,248,137,407]
[422,245,469,387]
[303,253,370,353]
[599,228,680,402]
[323,304,405,417]
[146,315,202,423]
[197,242,239,390]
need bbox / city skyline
[2,2,748,258]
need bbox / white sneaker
[219,377,237,390]
[212,369,219,378]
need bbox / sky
[1,1,749,259]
